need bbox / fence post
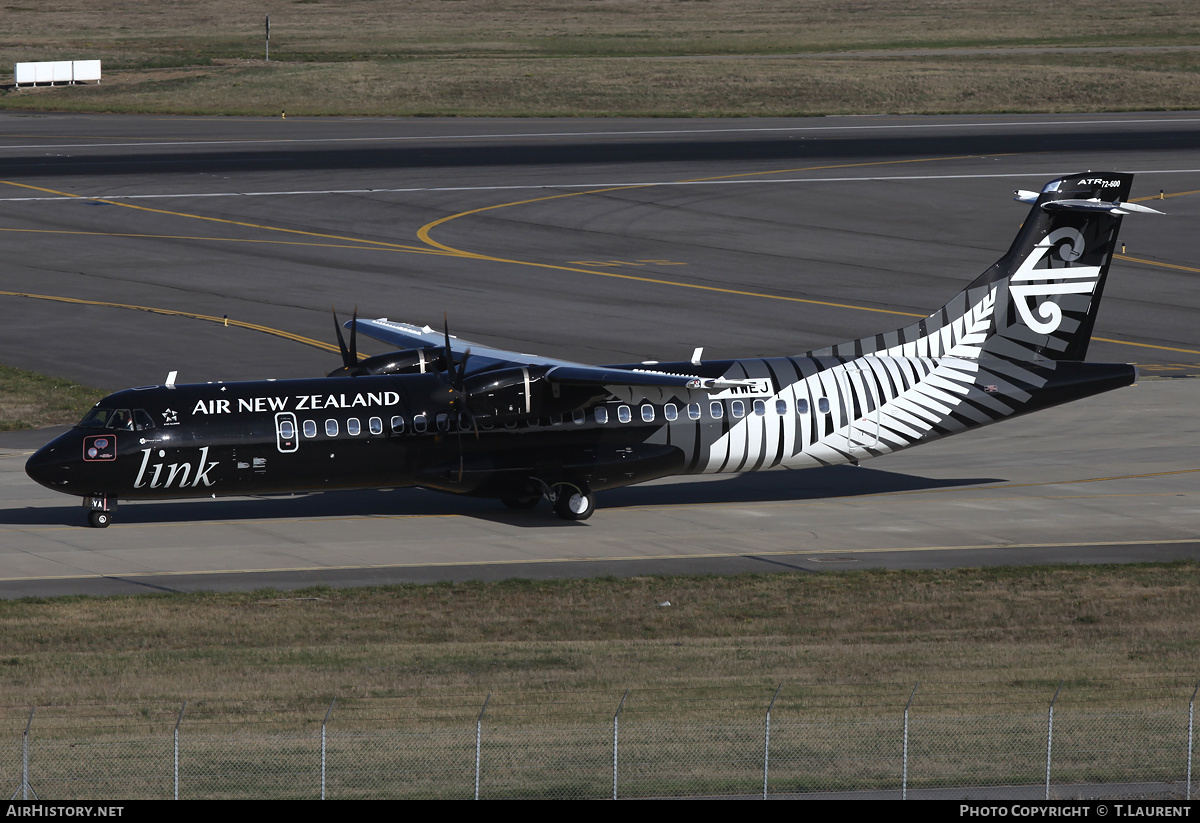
[764,684,781,800]
[173,701,186,801]
[12,707,37,801]
[613,689,628,800]
[902,684,918,800]
[1045,680,1063,801]
[1188,681,1199,801]
[475,694,490,800]
[321,699,336,800]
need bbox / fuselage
[25,352,1135,506]
[23,172,1152,523]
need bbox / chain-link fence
[5,681,1198,799]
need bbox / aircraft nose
[25,439,75,490]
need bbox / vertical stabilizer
[808,172,1160,364]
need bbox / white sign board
[73,60,101,82]
[14,59,101,86]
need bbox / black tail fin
[809,172,1160,363]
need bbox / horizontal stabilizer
[1043,198,1165,215]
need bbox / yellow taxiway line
[3,161,1199,357]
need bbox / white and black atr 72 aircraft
[27,172,1161,527]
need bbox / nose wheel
[552,484,595,521]
[85,495,114,528]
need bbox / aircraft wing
[351,318,586,368]
[350,318,756,391]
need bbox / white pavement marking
[3,169,1200,202]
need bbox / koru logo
[1008,227,1100,334]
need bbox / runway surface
[1,111,1198,597]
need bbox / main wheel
[553,486,595,521]
[88,510,111,528]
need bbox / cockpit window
[78,408,111,428]
[107,410,134,431]
[77,408,135,430]
[134,410,156,431]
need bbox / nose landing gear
[85,495,114,528]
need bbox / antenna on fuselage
[165,371,177,390]
[691,348,703,365]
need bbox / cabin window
[279,419,296,440]
[390,415,405,433]
[325,419,339,437]
[436,413,450,432]
[775,399,787,415]
[664,403,678,421]
[641,404,655,422]
[617,405,632,423]
[573,409,586,425]
[731,400,745,419]
[550,413,563,426]
[796,399,809,415]
[595,407,609,424]
[369,417,383,435]
[303,420,318,438]
[347,418,361,436]
[818,398,830,414]
[754,400,767,417]
[413,414,428,433]
[710,401,724,419]
[687,403,701,420]
[459,412,472,430]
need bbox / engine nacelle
[328,348,447,377]
[460,366,607,420]
[463,366,548,417]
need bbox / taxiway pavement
[1,111,1197,596]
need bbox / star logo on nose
[162,409,178,425]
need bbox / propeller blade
[442,311,455,378]
[349,306,358,364]
[437,315,480,483]
[456,347,471,388]
[332,306,353,369]
[454,406,480,483]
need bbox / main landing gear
[85,495,114,528]
[552,484,595,521]
[501,482,596,521]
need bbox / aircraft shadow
[6,465,1003,529]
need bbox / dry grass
[0,364,103,431]
[3,1,1200,116]
[2,564,1198,725]
[10,53,1200,117]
